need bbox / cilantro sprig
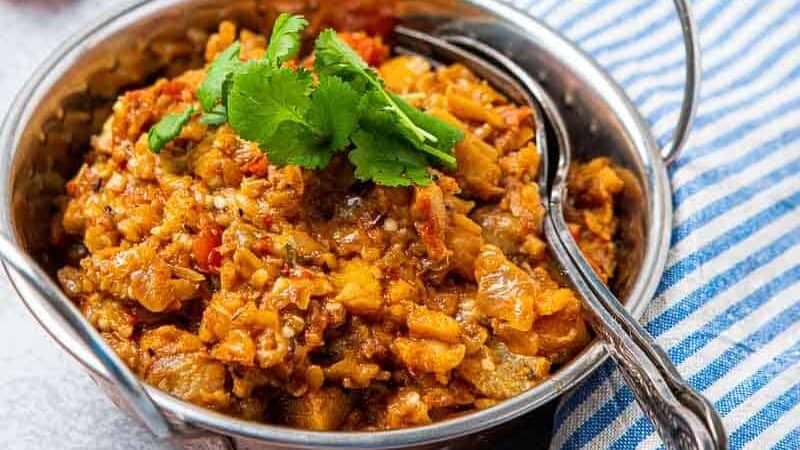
[197,42,242,114]
[265,14,309,67]
[146,13,464,186]
[314,31,436,145]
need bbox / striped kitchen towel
[502,0,800,449]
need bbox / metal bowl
[0,0,672,448]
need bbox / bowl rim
[0,0,673,447]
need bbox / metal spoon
[443,35,725,450]
[395,3,726,446]
[438,1,724,447]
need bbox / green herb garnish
[228,64,314,148]
[265,14,309,67]
[198,105,228,126]
[350,129,432,186]
[196,13,307,114]
[146,13,464,186]
[147,106,195,153]
[197,41,243,113]
[314,30,441,149]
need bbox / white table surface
[0,1,170,449]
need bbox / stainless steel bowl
[0,1,672,448]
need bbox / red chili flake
[384,267,399,280]
[251,236,273,256]
[207,248,223,272]
[259,214,274,229]
[65,180,78,197]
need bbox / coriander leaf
[394,95,464,152]
[359,89,415,140]
[199,112,227,126]
[265,13,309,67]
[263,121,334,169]
[199,105,227,126]
[227,62,313,147]
[307,76,361,150]
[314,29,439,147]
[148,106,195,153]
[349,130,432,186]
[359,91,458,168]
[259,78,358,170]
[314,29,373,83]
[198,42,243,111]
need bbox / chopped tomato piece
[207,248,223,271]
[193,226,223,272]
[241,153,269,177]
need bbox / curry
[52,21,626,431]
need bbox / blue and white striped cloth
[501,0,800,449]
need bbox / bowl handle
[0,233,236,449]
[663,0,702,166]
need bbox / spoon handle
[545,208,727,450]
